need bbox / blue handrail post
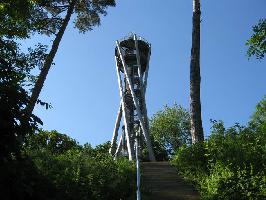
[136,130,141,200]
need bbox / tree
[249,95,266,132]
[246,19,266,60]
[0,41,47,162]
[149,104,191,157]
[0,0,53,162]
[25,130,81,154]
[25,0,116,115]
[173,97,266,199]
[189,0,204,143]
[0,0,65,39]
[0,0,40,38]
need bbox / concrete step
[141,162,200,200]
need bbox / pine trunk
[25,1,76,115]
[190,0,204,143]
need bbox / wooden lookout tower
[109,34,155,161]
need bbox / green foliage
[0,39,47,86]
[172,142,206,182]
[249,95,266,132]
[0,157,57,200]
[198,162,234,200]
[246,19,266,59]
[0,32,48,161]
[0,2,127,199]
[31,0,116,36]
[0,0,116,161]
[74,0,116,33]
[25,130,81,154]
[149,104,191,157]
[23,130,136,200]
[145,138,169,161]
[0,0,116,38]
[0,0,39,38]
[198,162,266,200]
[172,97,266,200]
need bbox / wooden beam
[115,56,134,161]
[134,35,151,150]
[114,133,123,159]
[109,101,122,155]
[134,34,143,81]
[143,45,151,94]
[116,41,155,161]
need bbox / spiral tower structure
[109,33,155,161]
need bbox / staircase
[141,162,200,200]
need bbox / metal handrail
[135,131,141,200]
[119,32,150,46]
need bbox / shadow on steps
[141,162,200,200]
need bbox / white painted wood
[115,56,134,161]
[114,133,123,159]
[143,46,151,95]
[116,41,155,161]
[134,34,150,141]
[134,34,143,80]
[109,101,122,155]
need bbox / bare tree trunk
[25,0,76,115]
[190,0,204,143]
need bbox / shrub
[149,104,191,160]
[24,130,136,200]
[172,96,266,200]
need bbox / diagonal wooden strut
[143,45,151,94]
[116,40,155,161]
[114,131,123,159]
[109,100,122,155]
[134,34,150,138]
[115,56,134,160]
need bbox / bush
[149,104,191,159]
[172,142,207,182]
[172,97,266,200]
[23,130,136,200]
[0,156,58,200]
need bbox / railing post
[136,128,141,200]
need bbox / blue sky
[25,0,266,146]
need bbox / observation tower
[109,33,155,161]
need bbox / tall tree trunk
[190,0,204,143]
[25,0,76,115]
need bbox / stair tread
[141,162,200,200]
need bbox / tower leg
[115,56,134,161]
[116,41,155,161]
[114,134,123,159]
[134,35,152,154]
[143,46,151,94]
[109,101,122,155]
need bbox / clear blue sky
[25,0,266,146]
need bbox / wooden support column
[114,134,123,159]
[115,56,134,161]
[134,34,143,81]
[109,101,122,155]
[116,41,155,161]
[134,35,152,154]
[143,46,151,94]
